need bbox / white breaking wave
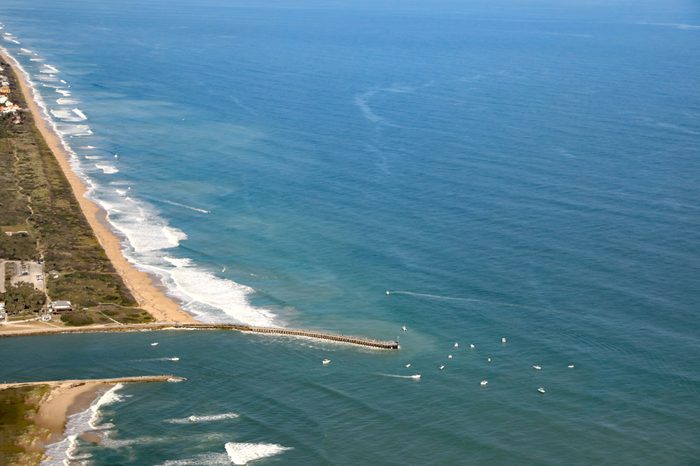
[35,73,58,82]
[85,155,103,160]
[225,442,292,465]
[57,123,92,136]
[3,40,281,327]
[158,453,231,466]
[29,57,44,62]
[41,63,59,73]
[41,384,124,466]
[56,97,78,105]
[50,108,85,122]
[162,260,277,326]
[163,256,194,268]
[72,107,87,120]
[166,412,240,424]
[95,163,119,174]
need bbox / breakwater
[0,323,400,349]
[0,375,182,390]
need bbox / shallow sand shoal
[0,51,194,324]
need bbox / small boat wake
[378,373,421,380]
[166,412,239,425]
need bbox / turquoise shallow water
[1,0,699,464]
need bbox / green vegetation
[1,282,46,313]
[0,59,147,322]
[60,310,94,326]
[0,385,50,465]
[0,233,37,261]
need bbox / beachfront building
[49,300,73,312]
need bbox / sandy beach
[0,51,194,324]
[0,376,179,462]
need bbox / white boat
[537,387,546,394]
[170,357,180,361]
[448,354,453,359]
[151,342,159,346]
[469,344,475,349]
[501,337,507,343]
[487,357,492,362]
[410,374,421,380]
[439,365,445,370]
[322,358,331,365]
[568,364,575,369]
[401,325,407,332]
[480,380,488,386]
[405,363,411,368]
[532,365,542,370]
[454,342,459,348]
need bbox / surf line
[385,290,543,312]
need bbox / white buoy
[322,358,331,365]
[405,363,411,368]
[532,365,542,371]
[439,365,445,370]
[480,380,488,386]
[568,364,575,369]
[448,354,453,359]
[470,344,475,349]
[501,337,507,343]
[454,342,459,348]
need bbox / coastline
[0,50,194,324]
[0,376,179,464]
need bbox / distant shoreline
[0,51,194,324]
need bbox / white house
[50,300,73,312]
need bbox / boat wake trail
[144,195,210,214]
[377,373,421,380]
[385,290,543,312]
[166,412,239,424]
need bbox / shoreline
[0,376,179,463]
[0,50,194,324]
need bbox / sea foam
[95,163,119,174]
[41,384,125,466]
[3,39,280,328]
[225,443,292,465]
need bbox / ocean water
[1,0,699,464]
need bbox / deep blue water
[1,0,699,464]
